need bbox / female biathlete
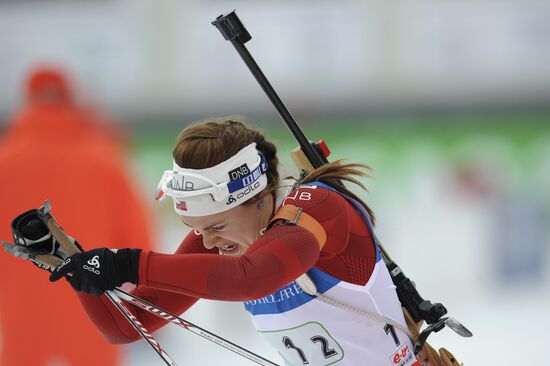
[6,117,421,366]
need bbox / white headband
[156,143,268,216]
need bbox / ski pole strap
[36,200,80,256]
[268,204,327,248]
[35,254,64,268]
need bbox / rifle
[212,10,472,356]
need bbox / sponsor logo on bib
[390,344,414,366]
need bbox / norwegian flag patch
[176,201,188,211]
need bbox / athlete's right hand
[49,247,141,295]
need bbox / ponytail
[298,160,375,223]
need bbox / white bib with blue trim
[244,263,417,366]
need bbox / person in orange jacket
[0,66,154,366]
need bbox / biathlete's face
[180,193,272,256]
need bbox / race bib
[259,322,344,365]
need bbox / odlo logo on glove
[83,255,101,275]
[57,257,71,272]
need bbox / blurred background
[1,0,549,365]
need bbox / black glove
[49,247,141,295]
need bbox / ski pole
[33,253,278,365]
[33,250,179,365]
[113,288,280,366]
[105,290,178,366]
[37,202,179,365]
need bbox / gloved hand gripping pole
[37,201,178,366]
[37,201,279,366]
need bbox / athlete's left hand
[49,247,141,295]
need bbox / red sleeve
[76,231,212,344]
[79,186,374,344]
[281,185,350,258]
[138,225,321,301]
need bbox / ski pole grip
[37,200,81,255]
[35,254,64,267]
[45,219,80,256]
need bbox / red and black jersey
[77,185,377,343]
